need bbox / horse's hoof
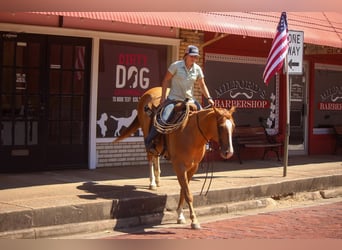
[177,218,186,224]
[149,185,157,190]
[191,223,201,230]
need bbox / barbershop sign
[204,54,279,129]
[213,80,270,109]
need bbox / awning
[34,12,342,48]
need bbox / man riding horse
[145,45,214,155]
[114,45,235,229]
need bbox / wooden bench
[233,126,283,164]
[334,125,342,154]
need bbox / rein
[197,108,225,196]
[199,143,214,196]
[196,112,209,143]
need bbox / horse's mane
[216,106,235,120]
[198,106,236,127]
[197,106,235,117]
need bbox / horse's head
[213,106,236,159]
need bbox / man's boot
[145,125,159,155]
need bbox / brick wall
[96,141,147,168]
[179,29,205,102]
[96,29,204,168]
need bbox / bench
[233,126,283,164]
[334,125,342,154]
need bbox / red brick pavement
[109,201,342,239]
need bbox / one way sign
[287,30,304,75]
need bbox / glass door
[0,33,91,172]
[45,36,91,168]
[0,33,45,171]
[289,63,308,155]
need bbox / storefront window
[313,64,342,133]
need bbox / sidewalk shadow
[76,181,167,233]
[0,164,175,190]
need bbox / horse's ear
[212,106,219,115]
[229,106,236,114]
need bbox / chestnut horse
[114,87,235,229]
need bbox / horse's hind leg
[148,155,160,190]
[153,156,161,187]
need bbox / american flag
[263,12,289,85]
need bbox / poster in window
[96,40,167,139]
[314,67,342,128]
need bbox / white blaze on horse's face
[221,119,234,159]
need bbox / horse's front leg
[188,197,200,229]
[176,190,186,224]
[175,167,200,229]
[182,185,200,229]
[186,166,200,229]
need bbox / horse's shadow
[77,181,167,233]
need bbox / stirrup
[146,142,159,156]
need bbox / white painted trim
[205,53,267,65]
[315,63,342,71]
[89,37,99,170]
[97,137,144,143]
[313,128,334,135]
[0,23,180,46]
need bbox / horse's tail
[113,116,140,143]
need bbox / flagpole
[262,12,290,177]
[283,55,290,177]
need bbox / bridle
[196,112,210,143]
[196,108,231,196]
[196,108,228,148]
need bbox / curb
[1,185,341,239]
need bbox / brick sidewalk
[109,201,342,239]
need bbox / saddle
[144,99,198,159]
[154,99,197,134]
[166,100,198,124]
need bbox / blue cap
[185,45,200,56]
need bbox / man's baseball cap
[185,45,200,57]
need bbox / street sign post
[283,30,304,177]
[287,30,304,75]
